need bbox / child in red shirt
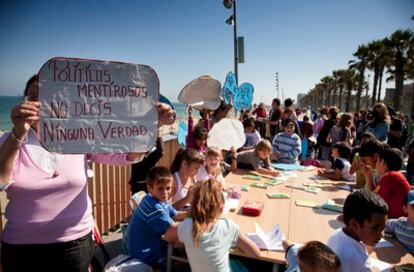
[362,148,411,219]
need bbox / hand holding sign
[38,57,159,154]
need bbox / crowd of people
[1,77,414,272]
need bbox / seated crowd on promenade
[124,97,414,271]
[2,80,414,272]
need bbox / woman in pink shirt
[0,75,175,272]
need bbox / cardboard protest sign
[207,118,245,150]
[38,57,159,153]
[178,75,221,110]
[221,72,237,105]
[177,121,187,146]
[234,82,254,112]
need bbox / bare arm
[162,223,179,242]
[0,101,40,183]
[361,163,375,191]
[256,166,279,177]
[236,233,261,258]
[349,158,359,175]
[173,211,189,221]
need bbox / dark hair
[213,100,231,118]
[328,106,338,119]
[358,141,384,158]
[272,98,281,106]
[242,118,255,129]
[303,115,310,122]
[147,166,173,187]
[284,98,294,107]
[297,241,341,270]
[332,142,351,160]
[24,74,38,96]
[379,148,403,171]
[359,132,376,143]
[319,107,328,115]
[170,148,205,174]
[282,118,295,128]
[343,189,388,226]
[194,126,208,141]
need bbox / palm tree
[349,45,369,111]
[366,39,389,105]
[320,76,335,106]
[385,29,414,110]
[343,69,358,112]
[332,69,347,110]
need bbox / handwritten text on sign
[38,57,159,153]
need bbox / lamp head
[225,15,234,25]
[223,0,233,9]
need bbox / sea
[0,95,195,131]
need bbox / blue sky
[0,0,413,104]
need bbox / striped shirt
[272,132,301,164]
[385,217,414,254]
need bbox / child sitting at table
[170,148,205,210]
[361,148,411,219]
[272,119,301,164]
[317,142,355,182]
[235,139,279,177]
[186,106,209,154]
[127,166,187,269]
[327,189,388,271]
[283,240,341,272]
[239,118,261,151]
[176,179,261,271]
[385,190,414,254]
[197,147,226,184]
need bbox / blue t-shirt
[285,244,300,272]
[127,194,177,265]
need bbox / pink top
[0,129,137,244]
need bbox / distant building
[384,83,413,115]
[296,93,306,108]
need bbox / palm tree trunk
[356,70,364,111]
[377,68,384,102]
[371,66,379,106]
[393,50,405,110]
[339,87,344,110]
[411,83,414,116]
[345,87,352,112]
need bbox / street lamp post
[224,0,238,86]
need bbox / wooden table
[224,169,414,269]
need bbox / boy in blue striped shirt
[272,119,301,164]
[385,190,414,255]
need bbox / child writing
[127,166,187,269]
[283,240,341,272]
[327,189,388,271]
[385,190,414,254]
[361,148,411,219]
[186,106,209,154]
[272,119,301,164]
[197,147,227,184]
[174,179,261,271]
[170,148,205,210]
[235,139,279,177]
[318,142,355,182]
